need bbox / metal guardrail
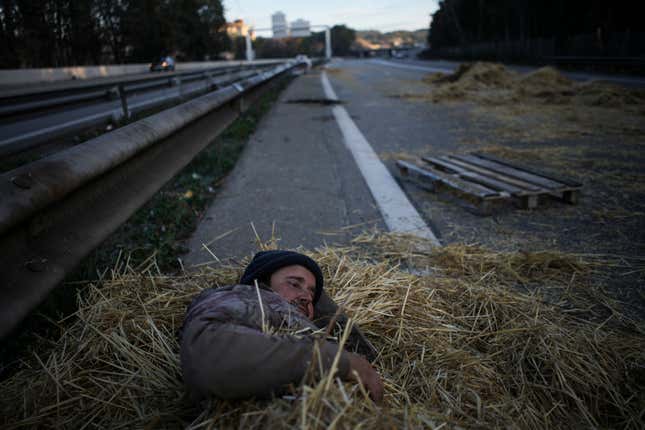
[0,59,303,338]
[0,65,272,118]
[0,61,284,109]
[0,65,274,158]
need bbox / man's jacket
[179,283,351,400]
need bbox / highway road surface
[184,58,645,268]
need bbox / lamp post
[245,30,254,61]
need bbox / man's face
[269,265,316,319]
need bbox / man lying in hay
[180,250,384,402]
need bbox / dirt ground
[390,62,645,321]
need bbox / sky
[223,1,439,33]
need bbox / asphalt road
[187,58,644,260]
[3,58,642,160]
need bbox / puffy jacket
[179,283,350,400]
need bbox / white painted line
[368,59,453,74]
[321,71,440,246]
[0,110,110,148]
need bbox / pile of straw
[2,234,644,429]
[423,62,645,108]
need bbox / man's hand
[346,352,384,403]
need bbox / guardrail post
[116,83,130,119]
[204,71,217,90]
[173,77,183,99]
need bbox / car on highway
[149,56,175,72]
[295,54,312,69]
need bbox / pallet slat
[440,156,544,192]
[450,154,571,191]
[473,152,583,188]
[422,156,529,195]
[396,160,502,199]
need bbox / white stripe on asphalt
[321,70,440,246]
[0,110,111,148]
[368,59,452,73]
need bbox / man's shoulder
[181,283,316,334]
[188,283,257,307]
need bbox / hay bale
[433,62,517,89]
[518,67,573,89]
[424,63,519,104]
[423,62,645,110]
[515,67,575,102]
[1,235,644,429]
[574,81,645,107]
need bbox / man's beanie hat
[240,250,324,303]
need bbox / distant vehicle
[295,54,312,69]
[149,56,175,72]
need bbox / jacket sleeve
[180,318,351,400]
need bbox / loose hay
[423,62,645,108]
[1,235,644,429]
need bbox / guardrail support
[205,71,218,90]
[173,77,183,99]
[116,83,130,119]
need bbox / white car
[295,54,312,70]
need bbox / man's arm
[180,320,351,400]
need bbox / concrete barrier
[0,59,289,85]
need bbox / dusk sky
[223,1,438,33]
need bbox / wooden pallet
[396,153,582,214]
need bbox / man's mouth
[291,301,308,316]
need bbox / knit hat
[240,250,324,304]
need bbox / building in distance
[272,11,289,38]
[290,19,311,37]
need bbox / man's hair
[240,250,324,304]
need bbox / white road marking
[321,71,440,246]
[0,110,111,148]
[368,59,452,73]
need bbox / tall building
[290,19,311,37]
[271,11,289,38]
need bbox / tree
[330,25,355,56]
[429,0,644,51]
[0,0,229,68]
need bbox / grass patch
[0,75,294,381]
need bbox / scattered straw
[1,234,643,429]
[412,62,645,145]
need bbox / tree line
[429,0,643,50]
[0,0,229,68]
